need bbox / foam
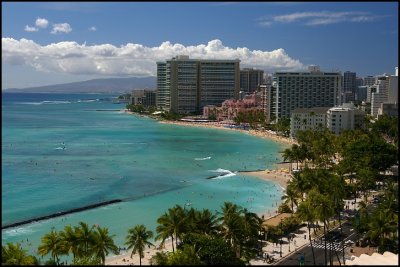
[194,156,211,161]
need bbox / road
[275,220,361,265]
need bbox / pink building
[203,92,263,121]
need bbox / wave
[77,99,99,103]
[55,147,66,150]
[194,156,211,161]
[18,100,72,105]
[208,168,236,179]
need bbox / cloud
[88,26,97,31]
[2,38,306,77]
[24,25,38,32]
[51,23,72,34]
[258,11,386,26]
[35,17,49,28]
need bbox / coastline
[107,112,293,265]
[158,119,296,147]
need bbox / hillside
[4,76,156,93]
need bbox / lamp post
[280,218,283,257]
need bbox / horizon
[2,1,398,89]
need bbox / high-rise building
[356,77,364,87]
[156,55,240,114]
[130,89,156,107]
[364,76,376,87]
[343,71,356,103]
[355,86,368,102]
[240,68,264,94]
[273,66,342,120]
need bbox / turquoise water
[2,93,284,258]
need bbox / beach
[158,119,296,147]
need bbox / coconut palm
[37,229,63,265]
[125,224,154,266]
[74,222,95,258]
[367,210,397,253]
[194,208,220,236]
[281,182,299,213]
[91,226,119,264]
[296,200,316,265]
[156,205,186,252]
[59,225,79,260]
[2,242,39,265]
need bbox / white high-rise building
[273,67,341,120]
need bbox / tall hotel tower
[273,66,342,120]
[156,55,240,114]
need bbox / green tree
[125,224,154,266]
[37,229,63,265]
[91,226,119,264]
[296,200,316,265]
[2,242,39,265]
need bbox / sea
[2,92,285,259]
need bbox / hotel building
[240,68,264,94]
[156,55,240,114]
[273,66,342,120]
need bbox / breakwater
[2,199,122,230]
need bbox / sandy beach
[158,120,296,147]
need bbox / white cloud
[24,25,38,32]
[35,17,49,28]
[51,23,72,34]
[88,26,97,31]
[2,38,306,77]
[259,11,385,26]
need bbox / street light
[280,218,283,257]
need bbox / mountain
[4,77,156,93]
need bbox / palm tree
[125,224,154,266]
[367,210,397,253]
[281,182,299,213]
[37,229,63,265]
[156,205,186,252]
[2,242,39,265]
[296,200,316,265]
[74,222,95,258]
[59,225,79,260]
[218,202,245,258]
[310,189,335,266]
[91,226,119,264]
[194,208,220,236]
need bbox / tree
[367,210,397,253]
[59,225,80,260]
[193,208,220,236]
[91,226,119,264]
[2,242,39,265]
[74,222,96,259]
[281,182,300,213]
[156,205,186,252]
[37,229,63,265]
[125,224,154,266]
[296,200,316,265]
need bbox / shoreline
[106,112,293,265]
[158,119,296,147]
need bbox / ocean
[2,92,284,259]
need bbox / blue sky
[2,1,398,89]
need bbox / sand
[158,120,296,147]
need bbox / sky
[2,1,398,89]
